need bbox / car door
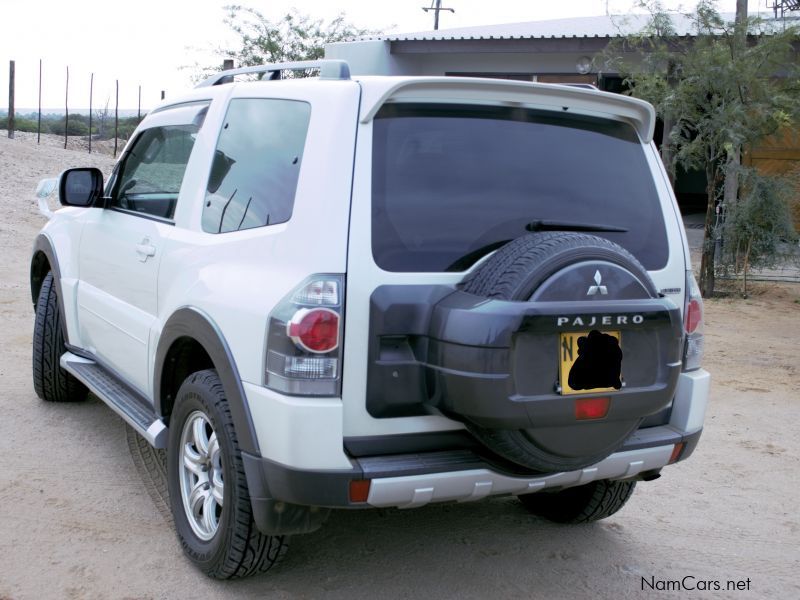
[77,102,208,396]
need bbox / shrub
[722,169,798,294]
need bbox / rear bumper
[243,425,702,509]
[243,368,709,525]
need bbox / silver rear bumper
[367,444,673,508]
[367,368,710,509]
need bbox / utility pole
[422,0,454,30]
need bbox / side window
[202,99,311,234]
[108,105,206,221]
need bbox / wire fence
[3,59,167,157]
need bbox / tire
[167,369,287,579]
[463,231,654,301]
[462,232,655,472]
[518,480,636,524]
[32,272,88,403]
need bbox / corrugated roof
[361,12,768,42]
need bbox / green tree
[196,6,379,81]
[600,0,800,296]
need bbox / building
[326,13,800,219]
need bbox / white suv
[30,60,710,579]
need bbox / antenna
[422,0,455,30]
[765,0,800,19]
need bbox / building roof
[367,12,780,42]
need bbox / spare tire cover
[460,231,663,473]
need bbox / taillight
[683,271,704,371]
[265,275,344,396]
[685,299,702,334]
[287,308,340,353]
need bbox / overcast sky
[0,0,755,111]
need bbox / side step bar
[60,352,168,448]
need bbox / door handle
[135,237,157,262]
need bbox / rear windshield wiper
[525,220,628,233]
[446,220,629,272]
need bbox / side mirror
[34,177,58,220]
[58,168,104,207]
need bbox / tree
[196,6,379,81]
[600,1,800,297]
[93,98,110,139]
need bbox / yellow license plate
[559,330,622,395]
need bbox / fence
[3,59,167,157]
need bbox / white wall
[324,40,615,78]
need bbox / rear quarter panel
[153,80,361,388]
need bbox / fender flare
[154,307,260,455]
[31,234,70,342]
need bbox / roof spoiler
[359,77,656,143]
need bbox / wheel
[32,271,88,403]
[518,480,636,523]
[167,369,287,579]
[461,232,658,472]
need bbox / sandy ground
[0,133,798,599]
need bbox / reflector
[574,396,610,420]
[349,479,371,503]
[669,442,685,464]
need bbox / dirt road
[1,134,798,599]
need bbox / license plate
[558,330,622,395]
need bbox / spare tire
[460,231,661,473]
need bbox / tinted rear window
[371,104,668,272]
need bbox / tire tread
[171,370,287,579]
[32,272,87,403]
[519,479,637,523]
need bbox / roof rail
[562,83,599,90]
[195,60,351,88]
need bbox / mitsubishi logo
[587,270,608,296]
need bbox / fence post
[7,60,15,139]
[37,59,42,143]
[137,85,141,120]
[161,90,165,100]
[89,73,93,154]
[114,79,119,158]
[64,66,69,149]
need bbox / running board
[60,352,168,448]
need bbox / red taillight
[287,308,340,353]
[574,397,610,420]
[685,298,702,334]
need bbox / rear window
[371,103,669,272]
